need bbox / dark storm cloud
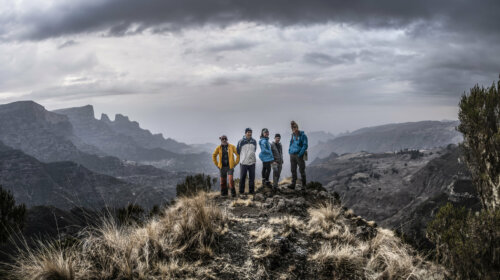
[304,52,357,66]
[5,0,500,41]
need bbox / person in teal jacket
[259,128,274,186]
[288,120,308,190]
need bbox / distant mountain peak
[101,113,111,122]
[54,105,95,120]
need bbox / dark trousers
[290,154,306,185]
[239,164,256,193]
[262,161,272,183]
[272,162,282,188]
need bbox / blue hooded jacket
[289,131,308,157]
[259,137,275,163]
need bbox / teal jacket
[289,131,308,157]
[259,137,274,162]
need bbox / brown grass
[306,203,446,280]
[7,192,227,279]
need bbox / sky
[0,0,499,144]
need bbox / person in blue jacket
[259,128,274,187]
[288,120,308,190]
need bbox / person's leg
[272,163,279,188]
[265,162,272,183]
[290,154,298,188]
[261,162,266,182]
[249,164,256,194]
[220,167,228,196]
[277,163,282,185]
[239,165,247,194]
[228,169,236,197]
[298,156,306,188]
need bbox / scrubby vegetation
[7,193,227,279]
[175,174,214,197]
[0,185,26,243]
[427,203,500,279]
[425,78,500,279]
[458,78,500,210]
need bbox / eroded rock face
[54,105,215,173]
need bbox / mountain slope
[0,141,167,209]
[308,146,480,246]
[310,121,462,160]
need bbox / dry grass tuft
[7,241,89,280]
[8,192,227,279]
[249,227,279,260]
[306,205,446,280]
[230,198,254,207]
[307,202,353,242]
[269,215,305,237]
[309,242,366,279]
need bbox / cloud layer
[0,1,499,142]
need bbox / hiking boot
[230,188,236,197]
[287,183,296,190]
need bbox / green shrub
[457,78,500,210]
[427,203,500,279]
[0,185,26,243]
[116,204,145,225]
[176,174,212,197]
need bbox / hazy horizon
[1,1,498,144]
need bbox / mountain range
[309,120,462,160]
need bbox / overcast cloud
[0,0,499,143]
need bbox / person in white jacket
[237,128,257,194]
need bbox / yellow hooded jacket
[212,144,240,169]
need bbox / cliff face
[54,105,215,173]
[0,101,81,163]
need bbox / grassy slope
[5,181,446,279]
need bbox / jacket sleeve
[298,134,308,157]
[237,140,242,154]
[267,142,274,161]
[288,136,293,154]
[271,143,279,162]
[212,146,220,167]
[233,145,240,165]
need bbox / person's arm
[233,145,240,165]
[271,143,279,162]
[267,141,274,161]
[298,134,308,157]
[212,146,220,167]
[237,140,242,154]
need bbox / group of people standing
[212,121,308,197]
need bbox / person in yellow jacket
[212,135,240,197]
